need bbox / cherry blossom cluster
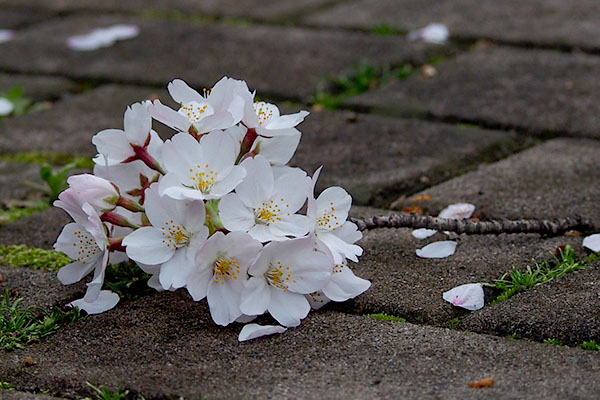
[53,77,370,336]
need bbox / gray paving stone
[0,161,47,208]
[0,265,85,310]
[398,138,600,227]
[0,0,331,22]
[0,392,65,400]
[0,74,77,101]
[0,14,448,101]
[348,46,600,138]
[0,208,71,250]
[304,0,600,50]
[1,291,599,399]
[458,261,600,346]
[0,9,52,29]
[339,223,579,326]
[0,84,163,156]
[293,110,523,205]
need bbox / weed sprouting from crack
[83,382,133,400]
[364,313,406,322]
[543,338,563,346]
[580,340,600,351]
[0,290,82,350]
[104,262,153,301]
[485,245,597,304]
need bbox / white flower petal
[238,323,286,342]
[438,203,476,220]
[168,79,201,104]
[412,228,438,239]
[268,289,310,327]
[0,97,14,116]
[219,193,256,232]
[407,23,449,44]
[442,283,484,311]
[583,233,600,252]
[122,227,175,265]
[66,24,139,51]
[68,290,120,314]
[0,29,15,44]
[416,241,457,258]
[146,99,190,131]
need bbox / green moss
[364,313,406,322]
[0,382,15,390]
[372,23,398,36]
[0,200,50,224]
[580,340,600,351]
[0,244,71,271]
[543,338,563,346]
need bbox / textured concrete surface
[348,46,600,138]
[0,208,71,249]
[1,291,600,399]
[0,161,48,207]
[399,139,600,226]
[0,14,448,101]
[305,0,600,50]
[0,74,77,101]
[0,8,53,29]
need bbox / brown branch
[350,213,596,236]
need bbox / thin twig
[350,213,596,236]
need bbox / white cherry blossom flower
[66,24,139,51]
[62,174,119,212]
[219,155,310,242]
[54,203,110,304]
[187,231,263,326]
[0,97,13,116]
[307,167,362,263]
[242,100,309,137]
[443,283,484,310]
[306,259,371,309]
[240,236,333,327]
[122,184,209,290]
[159,130,246,201]
[147,77,246,134]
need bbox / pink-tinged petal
[322,264,370,302]
[442,283,484,311]
[159,249,193,289]
[583,234,600,252]
[438,203,475,220]
[272,169,310,213]
[236,156,274,209]
[68,290,120,314]
[146,99,190,132]
[57,260,96,285]
[91,128,132,164]
[315,186,351,231]
[186,267,213,301]
[207,279,243,326]
[269,214,311,238]
[317,231,362,264]
[412,228,438,239]
[265,110,309,130]
[268,289,310,327]
[240,277,271,316]
[123,102,151,144]
[219,193,256,232]
[238,323,286,342]
[305,291,330,310]
[200,130,237,172]
[54,223,99,261]
[208,165,246,199]
[168,79,200,104]
[248,224,282,242]
[253,131,301,165]
[194,111,235,134]
[163,132,203,181]
[122,227,175,265]
[416,241,457,258]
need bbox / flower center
[160,220,191,248]
[265,260,296,291]
[189,164,218,194]
[253,101,276,127]
[72,229,102,264]
[213,254,241,285]
[178,101,214,123]
[317,201,341,231]
[254,200,289,225]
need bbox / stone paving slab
[397,138,600,226]
[293,110,523,205]
[0,208,71,250]
[0,14,449,101]
[0,84,163,156]
[338,224,579,326]
[459,262,600,346]
[1,291,599,399]
[348,46,600,138]
[0,74,77,101]
[0,265,85,310]
[0,161,47,207]
[0,0,332,22]
[304,0,600,50]
[0,9,52,29]
[1,392,65,400]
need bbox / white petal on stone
[407,23,449,44]
[66,24,139,51]
[438,203,476,220]
[416,241,457,258]
[583,233,600,253]
[0,29,15,44]
[442,283,484,311]
[68,290,120,314]
[412,228,438,239]
[0,97,14,116]
[238,323,287,342]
